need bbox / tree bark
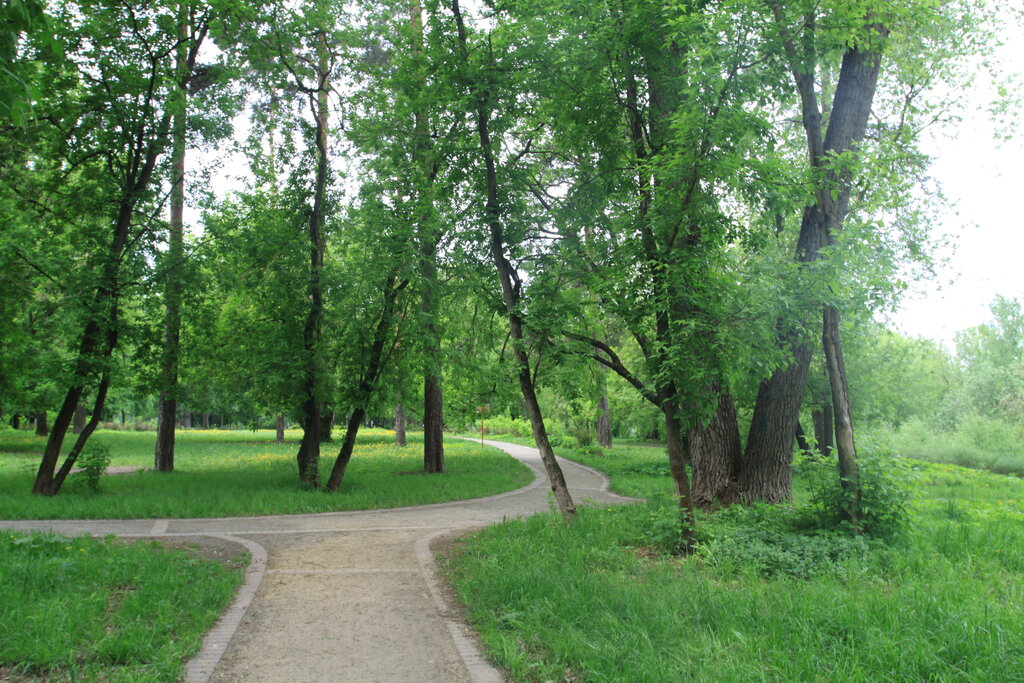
[10,414,20,430]
[73,403,87,435]
[823,305,861,529]
[451,0,575,522]
[394,399,407,447]
[409,0,445,475]
[34,411,47,437]
[596,395,612,448]
[325,278,406,492]
[741,15,886,503]
[154,3,189,474]
[812,404,834,457]
[276,413,285,443]
[690,390,742,506]
[295,33,332,489]
[795,421,812,454]
[663,402,698,549]
[201,412,209,429]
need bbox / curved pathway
[0,440,635,682]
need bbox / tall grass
[0,530,242,681]
[445,444,1024,681]
[892,415,1024,476]
[0,429,532,519]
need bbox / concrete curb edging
[183,534,269,683]
[414,528,505,683]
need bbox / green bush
[797,448,913,540]
[75,443,112,493]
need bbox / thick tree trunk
[596,395,613,448]
[295,403,322,487]
[410,2,444,475]
[741,17,886,503]
[690,390,742,506]
[422,373,443,471]
[394,400,407,447]
[154,8,188,474]
[739,341,812,502]
[823,305,861,529]
[73,403,87,435]
[812,404,833,457]
[276,413,285,443]
[34,411,48,437]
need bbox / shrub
[797,448,913,540]
[75,442,112,493]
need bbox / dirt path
[0,440,635,683]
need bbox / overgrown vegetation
[0,531,242,681]
[446,443,1024,681]
[0,429,531,519]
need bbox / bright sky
[890,11,1024,348]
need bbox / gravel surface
[0,440,636,682]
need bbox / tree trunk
[394,400,407,447]
[596,395,612,448]
[183,409,191,429]
[663,402,698,549]
[276,413,285,443]
[320,410,334,442]
[741,15,886,504]
[822,305,861,530]
[739,341,812,502]
[812,405,833,457]
[154,6,188,474]
[451,0,575,522]
[690,390,742,506]
[795,421,812,454]
[10,414,20,430]
[410,1,444,476]
[201,412,209,429]
[326,408,364,491]
[422,373,443,471]
[294,36,332,490]
[73,403,87,435]
[34,411,48,437]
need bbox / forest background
[2,0,1023,528]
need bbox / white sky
[890,11,1024,348]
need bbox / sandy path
[0,440,635,682]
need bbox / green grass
[892,416,1024,476]
[445,440,1024,681]
[0,428,532,519]
[0,530,242,681]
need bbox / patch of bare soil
[114,536,250,572]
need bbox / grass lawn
[0,530,243,681]
[446,438,1024,681]
[0,428,532,519]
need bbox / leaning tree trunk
[690,390,742,506]
[451,0,575,522]
[596,395,613,448]
[823,305,861,529]
[662,402,698,549]
[154,6,188,473]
